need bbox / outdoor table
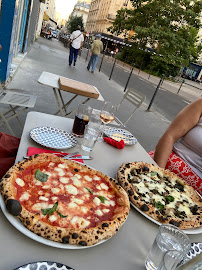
[0,111,201,270]
[38,71,104,117]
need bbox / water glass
[81,126,100,152]
[145,224,190,270]
[158,250,184,270]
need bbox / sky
[55,0,77,19]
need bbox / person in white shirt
[69,25,84,66]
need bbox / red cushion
[0,132,20,178]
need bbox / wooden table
[0,111,201,270]
[38,71,104,117]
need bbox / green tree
[66,15,84,33]
[109,0,202,75]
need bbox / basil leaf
[85,187,93,194]
[41,202,58,216]
[98,195,108,204]
[35,169,49,182]
[150,171,157,177]
[165,195,175,203]
[57,210,68,218]
[153,199,165,209]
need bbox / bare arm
[154,97,202,168]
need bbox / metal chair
[0,88,37,135]
[114,88,146,127]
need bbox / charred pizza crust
[117,162,202,229]
[0,153,130,246]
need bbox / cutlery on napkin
[27,147,84,163]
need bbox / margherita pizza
[0,153,130,246]
[117,162,202,230]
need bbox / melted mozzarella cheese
[51,188,60,194]
[54,167,65,176]
[59,177,69,184]
[100,183,109,190]
[103,209,110,213]
[94,176,101,181]
[65,185,78,195]
[70,216,90,228]
[16,178,25,187]
[105,200,115,207]
[72,198,83,204]
[74,174,82,179]
[42,185,50,189]
[49,215,58,222]
[93,197,101,206]
[58,163,66,168]
[72,177,81,187]
[68,202,78,208]
[32,202,49,211]
[39,196,49,201]
[81,207,88,214]
[84,175,92,182]
[96,210,103,216]
[19,192,30,201]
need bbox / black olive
[74,168,79,172]
[134,196,138,200]
[169,220,180,227]
[62,236,70,243]
[140,204,149,211]
[6,199,22,216]
[125,163,130,168]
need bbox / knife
[63,156,92,160]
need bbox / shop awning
[43,13,49,21]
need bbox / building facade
[85,0,132,35]
[71,1,91,29]
[0,0,44,83]
[44,0,55,21]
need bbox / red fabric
[104,137,125,149]
[148,150,202,195]
[0,132,20,178]
[27,147,83,163]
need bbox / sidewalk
[2,38,173,152]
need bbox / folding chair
[0,88,37,136]
[114,88,146,127]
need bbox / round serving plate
[14,261,74,270]
[103,127,137,145]
[30,127,77,149]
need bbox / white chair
[0,88,37,136]
[114,88,146,127]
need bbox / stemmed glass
[98,101,115,142]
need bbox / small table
[38,71,104,117]
[0,111,200,270]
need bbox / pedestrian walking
[87,34,103,73]
[68,25,84,66]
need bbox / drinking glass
[81,125,100,152]
[145,224,191,270]
[99,101,115,142]
[158,250,184,270]
[72,104,92,137]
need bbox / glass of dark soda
[72,104,92,137]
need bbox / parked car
[52,30,57,38]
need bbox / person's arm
[154,97,202,168]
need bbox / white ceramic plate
[30,127,77,149]
[104,127,137,145]
[14,261,74,270]
[0,195,107,249]
[131,202,202,235]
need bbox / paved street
[2,37,201,152]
